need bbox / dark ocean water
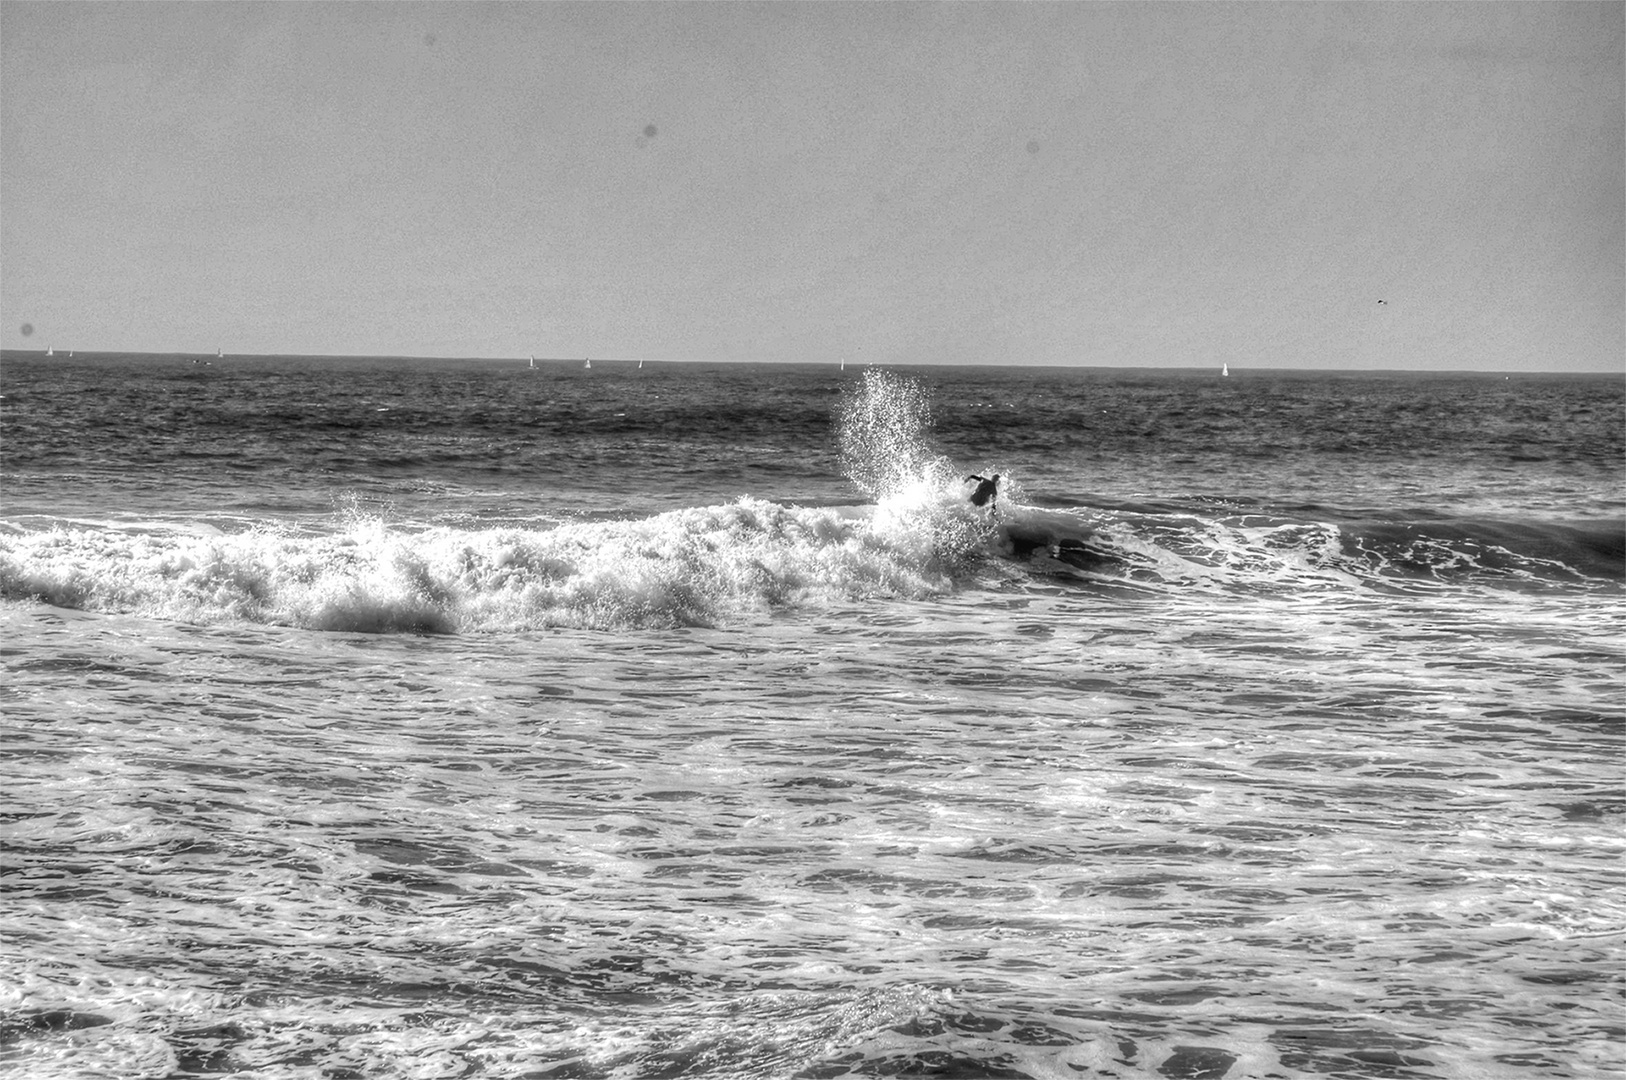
[1,353,1622,1078]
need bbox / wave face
[998,504,1624,592]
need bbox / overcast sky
[2,1,1620,370]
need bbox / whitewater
[1,354,1621,1078]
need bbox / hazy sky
[2,2,1621,370]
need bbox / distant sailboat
[638,358,643,369]
[529,355,536,369]
[841,357,846,371]
[1222,362,1229,377]
[217,348,223,359]
[583,357,591,370]
[46,347,53,357]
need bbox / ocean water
[1,353,1622,1079]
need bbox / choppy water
[2,354,1622,1078]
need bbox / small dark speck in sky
[423,32,437,47]
[644,124,659,138]
[19,323,33,337]
[1027,140,1040,154]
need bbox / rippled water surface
[2,358,1622,1077]
[5,582,1622,1078]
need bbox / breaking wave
[1,369,1616,632]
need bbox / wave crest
[0,499,988,632]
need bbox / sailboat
[583,357,591,370]
[638,358,643,369]
[529,355,536,370]
[840,357,846,371]
[46,347,53,357]
[1221,362,1229,377]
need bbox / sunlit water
[2,357,1622,1078]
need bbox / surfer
[966,474,1000,510]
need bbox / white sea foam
[3,497,1606,633]
[0,498,997,632]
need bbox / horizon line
[0,347,1619,377]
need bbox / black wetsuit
[967,474,999,508]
